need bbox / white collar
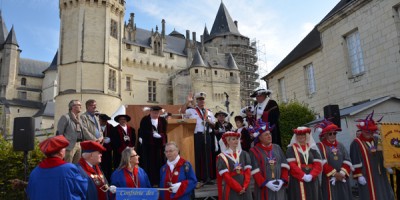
[167,155,180,171]
[85,160,94,168]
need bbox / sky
[0,0,340,77]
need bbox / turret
[56,0,124,125]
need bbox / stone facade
[264,0,400,116]
[0,0,256,136]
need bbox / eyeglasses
[74,104,82,107]
[130,154,139,158]
[328,132,337,136]
[164,149,176,153]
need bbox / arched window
[21,78,27,86]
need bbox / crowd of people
[24,89,397,200]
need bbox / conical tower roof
[0,11,9,45]
[227,53,238,70]
[210,2,240,37]
[43,51,58,73]
[5,26,18,47]
[190,49,206,67]
[203,25,210,40]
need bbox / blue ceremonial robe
[27,158,88,200]
[111,167,151,188]
[159,157,197,200]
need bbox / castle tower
[205,2,259,106]
[56,0,125,121]
[0,26,20,99]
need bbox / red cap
[80,141,106,153]
[293,127,311,135]
[221,131,241,145]
[39,135,69,155]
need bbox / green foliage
[279,100,316,152]
[0,135,45,199]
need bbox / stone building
[263,0,400,117]
[0,1,260,136]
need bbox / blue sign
[116,188,159,200]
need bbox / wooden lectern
[166,118,196,171]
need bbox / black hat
[250,89,272,98]
[99,114,111,121]
[114,114,131,122]
[150,106,163,111]
[214,111,228,118]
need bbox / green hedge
[279,100,316,152]
[0,135,45,199]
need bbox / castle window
[230,72,233,77]
[108,69,116,91]
[148,80,157,102]
[195,69,198,74]
[170,53,173,59]
[110,19,118,39]
[278,77,287,103]
[126,44,131,50]
[304,63,316,95]
[140,47,146,53]
[21,78,27,86]
[18,91,27,100]
[345,30,365,76]
[126,76,131,91]
[214,70,218,75]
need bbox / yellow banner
[381,123,400,168]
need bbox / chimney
[161,19,165,38]
[192,32,197,46]
[234,20,238,28]
[186,30,190,40]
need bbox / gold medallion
[236,169,241,174]
[174,171,179,176]
[333,156,338,160]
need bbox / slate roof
[43,51,58,73]
[124,28,188,56]
[265,27,321,77]
[203,25,210,41]
[19,58,50,78]
[5,26,18,46]
[0,98,42,109]
[190,49,206,67]
[305,96,399,125]
[0,11,8,46]
[33,101,55,117]
[208,2,242,41]
[169,29,185,39]
[227,53,239,70]
[264,0,354,79]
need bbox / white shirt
[120,124,128,134]
[185,107,215,133]
[151,118,158,129]
[167,155,181,172]
[255,97,270,120]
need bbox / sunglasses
[130,154,139,158]
[328,132,337,136]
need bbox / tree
[279,100,315,152]
[0,135,44,199]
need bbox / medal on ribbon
[331,147,339,160]
[234,163,242,174]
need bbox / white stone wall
[266,0,400,116]
[42,71,58,103]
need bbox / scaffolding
[224,37,263,107]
